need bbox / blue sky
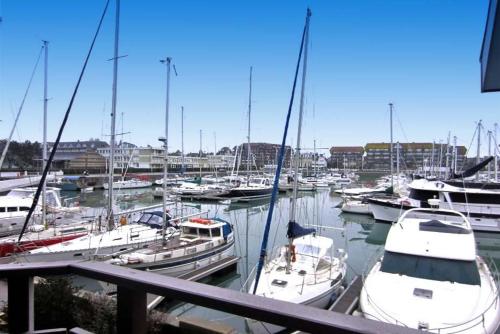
[0,0,498,156]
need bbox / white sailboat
[246,9,347,332]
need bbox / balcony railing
[0,260,421,334]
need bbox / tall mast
[42,40,48,228]
[445,131,451,179]
[107,0,120,229]
[160,57,171,244]
[389,103,394,190]
[313,139,317,178]
[247,66,253,184]
[181,106,185,175]
[495,123,498,182]
[289,9,311,273]
[199,129,202,177]
[120,111,124,180]
[431,141,435,177]
[453,135,458,174]
[488,130,492,180]
[476,120,482,181]
[396,141,400,190]
[213,132,218,181]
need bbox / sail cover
[450,156,494,179]
[287,221,316,239]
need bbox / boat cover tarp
[450,156,494,179]
[287,221,316,239]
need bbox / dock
[0,175,55,193]
[329,275,363,314]
[147,255,239,310]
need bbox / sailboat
[246,9,347,332]
[223,67,273,198]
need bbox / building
[363,142,467,171]
[47,139,109,173]
[98,145,234,172]
[238,143,292,169]
[329,146,364,169]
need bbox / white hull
[369,202,402,223]
[103,180,152,190]
[341,201,372,215]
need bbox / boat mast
[213,132,218,181]
[42,40,48,228]
[445,131,450,179]
[396,141,400,191]
[488,130,492,180]
[181,106,185,175]
[199,129,202,177]
[495,123,498,182]
[389,103,394,190]
[288,8,311,273]
[476,120,482,181]
[107,0,120,229]
[453,135,458,174]
[247,66,252,185]
[431,141,435,177]
[160,57,171,244]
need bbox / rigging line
[17,0,111,244]
[393,108,419,168]
[0,46,44,171]
[460,124,479,173]
[253,8,309,295]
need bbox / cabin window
[380,251,480,285]
[182,227,198,235]
[19,207,30,211]
[199,229,210,237]
[138,214,152,224]
[7,207,17,212]
[0,208,5,213]
[211,228,221,237]
[448,192,500,205]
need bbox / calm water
[62,185,500,332]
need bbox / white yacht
[341,196,372,215]
[10,212,176,262]
[0,187,72,237]
[368,178,500,232]
[360,206,500,333]
[109,216,234,277]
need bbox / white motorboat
[368,178,500,232]
[341,197,372,215]
[109,216,234,277]
[360,206,500,333]
[103,178,152,190]
[0,187,75,237]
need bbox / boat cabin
[180,218,232,242]
[382,208,480,285]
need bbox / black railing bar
[0,261,420,334]
[68,261,419,334]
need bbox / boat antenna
[18,0,111,243]
[253,8,310,294]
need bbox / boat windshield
[380,251,480,286]
[295,244,322,258]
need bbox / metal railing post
[117,285,147,334]
[8,275,34,333]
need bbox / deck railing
[0,260,420,334]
